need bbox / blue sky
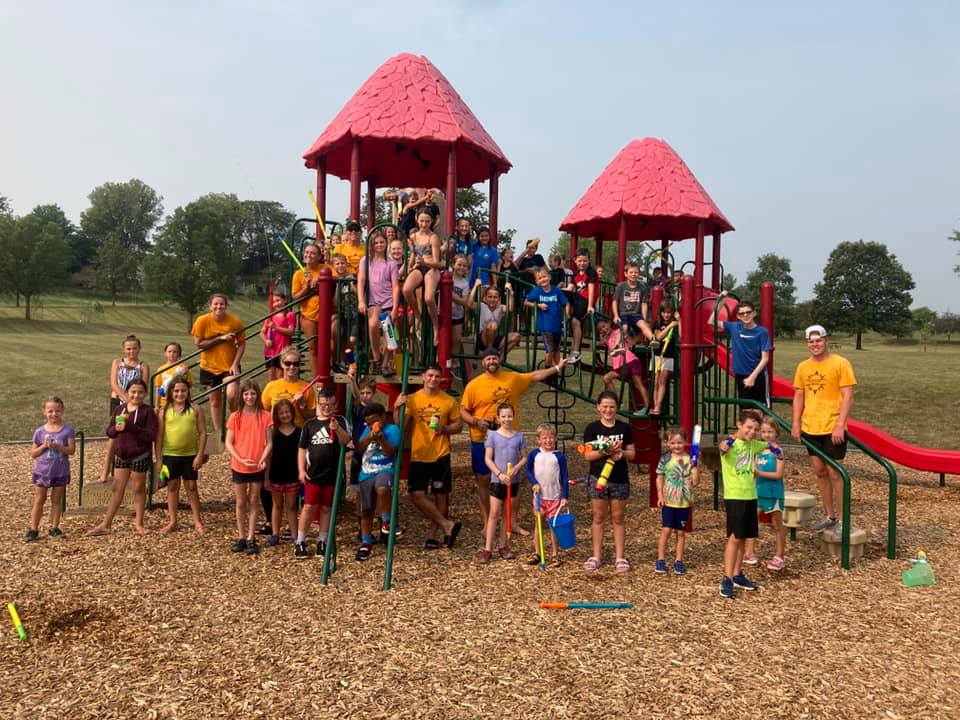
[2,1,958,309]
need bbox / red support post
[660,236,670,275]
[679,274,696,443]
[366,179,376,231]
[693,220,705,341]
[594,234,603,276]
[315,268,333,391]
[489,166,499,245]
[445,145,457,239]
[316,160,327,221]
[349,138,361,223]
[617,214,628,282]
[438,271,453,388]
[569,230,578,263]
[711,230,722,292]
[760,281,775,381]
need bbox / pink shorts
[304,483,334,507]
[271,482,300,496]
[533,497,563,519]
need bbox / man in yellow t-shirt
[395,364,462,549]
[260,349,316,427]
[791,324,856,532]
[191,293,246,437]
[334,221,366,276]
[460,348,567,534]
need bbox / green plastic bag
[901,562,936,587]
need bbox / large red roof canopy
[559,138,733,241]
[303,53,511,188]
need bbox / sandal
[614,557,630,573]
[527,554,542,566]
[424,538,442,550]
[583,556,602,572]
[498,546,516,561]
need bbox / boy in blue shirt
[524,266,569,369]
[352,402,401,561]
[716,294,771,408]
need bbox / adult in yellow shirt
[290,243,327,376]
[334,221,366,277]
[191,293,246,438]
[395,364,462,550]
[791,324,856,533]
[260,348,317,427]
[460,348,567,535]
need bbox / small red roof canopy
[559,138,733,241]
[303,53,511,188]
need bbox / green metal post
[384,311,412,591]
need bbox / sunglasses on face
[282,361,300,367]
[737,310,753,316]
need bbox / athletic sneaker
[316,540,327,557]
[767,556,785,571]
[230,538,247,553]
[831,521,844,539]
[566,351,582,365]
[673,560,686,575]
[265,534,280,547]
[380,522,406,544]
[719,576,735,599]
[732,573,758,591]
[48,527,66,540]
[451,366,462,381]
[294,542,309,559]
[654,559,667,574]
[257,523,273,536]
[245,539,259,555]
[811,516,837,532]
[356,543,373,561]
[23,529,39,543]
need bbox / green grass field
[1,294,958,451]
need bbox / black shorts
[163,455,198,482]
[802,432,848,460]
[408,456,452,495]
[451,317,464,326]
[350,458,361,486]
[115,453,152,474]
[735,374,769,408]
[725,498,758,539]
[541,331,562,354]
[570,293,589,322]
[489,482,520,500]
[477,332,503,352]
[232,470,265,484]
[200,368,231,388]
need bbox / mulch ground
[2,437,958,719]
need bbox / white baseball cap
[805,324,828,339]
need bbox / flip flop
[424,538,441,550]
[442,521,462,549]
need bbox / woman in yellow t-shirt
[190,293,246,438]
[290,243,325,376]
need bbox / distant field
[1,295,957,451]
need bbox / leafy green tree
[235,200,296,283]
[741,253,798,336]
[26,204,94,273]
[812,240,914,350]
[912,307,937,332]
[0,195,10,215]
[145,194,244,330]
[81,179,163,303]
[934,312,959,341]
[0,210,71,319]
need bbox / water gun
[596,457,616,490]
[577,439,613,455]
[505,462,513,545]
[380,311,399,351]
[7,603,26,641]
[429,414,441,431]
[115,411,127,429]
[159,464,170,485]
[157,364,188,399]
[370,421,382,434]
[690,424,702,467]
[539,602,633,610]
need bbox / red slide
[712,343,960,475]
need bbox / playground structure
[72,53,959,579]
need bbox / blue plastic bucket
[549,510,576,549]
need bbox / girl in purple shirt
[358,230,401,376]
[26,396,77,542]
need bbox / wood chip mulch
[2,438,958,719]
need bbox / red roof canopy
[559,138,733,241]
[303,54,511,188]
